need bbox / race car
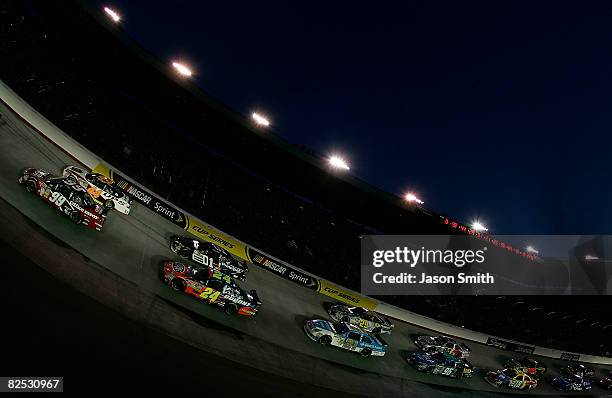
[414,335,471,358]
[485,368,538,390]
[327,303,394,334]
[170,235,248,281]
[560,363,595,379]
[18,168,107,230]
[504,357,546,378]
[303,319,387,357]
[62,165,131,215]
[551,374,592,392]
[160,261,261,316]
[407,351,473,379]
[597,372,612,391]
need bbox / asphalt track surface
[1,99,611,397]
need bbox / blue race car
[407,351,473,379]
[304,319,388,357]
[551,374,592,392]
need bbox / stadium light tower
[328,155,350,171]
[172,61,193,77]
[404,192,424,205]
[252,112,270,127]
[472,221,488,232]
[103,7,121,23]
[526,245,539,255]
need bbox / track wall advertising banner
[247,248,319,290]
[93,164,188,229]
[486,337,535,354]
[185,217,249,260]
[317,280,378,310]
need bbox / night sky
[94,1,612,234]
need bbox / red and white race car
[18,167,107,231]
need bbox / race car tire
[69,211,82,225]
[224,304,238,315]
[318,335,332,346]
[25,180,36,193]
[177,248,191,259]
[361,348,372,357]
[72,195,83,206]
[341,316,350,323]
[104,200,115,210]
[171,279,185,292]
[417,364,429,372]
[373,327,382,334]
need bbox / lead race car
[414,335,471,358]
[407,351,473,379]
[327,303,394,334]
[170,235,248,281]
[304,319,388,357]
[62,165,132,215]
[18,168,107,230]
[160,260,261,316]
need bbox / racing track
[0,98,611,397]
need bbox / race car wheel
[104,200,115,210]
[177,248,191,259]
[361,348,372,357]
[171,279,185,292]
[69,211,82,225]
[373,327,382,334]
[25,180,36,193]
[318,335,332,346]
[224,304,238,315]
[340,316,350,323]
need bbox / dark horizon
[93,0,612,234]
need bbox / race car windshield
[334,323,349,334]
[82,193,94,207]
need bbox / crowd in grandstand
[1,1,610,357]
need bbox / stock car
[160,261,261,316]
[407,351,473,379]
[170,235,248,281]
[414,335,471,358]
[327,303,394,334]
[485,368,538,390]
[303,319,388,357]
[504,357,547,377]
[18,168,107,230]
[560,363,595,379]
[551,374,592,392]
[62,165,131,215]
[597,372,612,390]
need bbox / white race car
[304,319,388,357]
[63,165,131,215]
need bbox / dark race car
[18,168,107,230]
[414,335,471,358]
[407,351,473,379]
[504,357,546,378]
[170,235,248,281]
[327,303,394,334]
[597,372,612,391]
[160,261,261,316]
[560,363,595,380]
[551,374,592,392]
